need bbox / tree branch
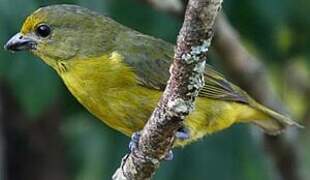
[112,0,222,179]
[135,1,304,180]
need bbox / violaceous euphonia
[4,4,301,147]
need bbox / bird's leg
[128,127,189,160]
[128,131,174,161]
[128,132,141,152]
[159,127,189,161]
[176,127,190,140]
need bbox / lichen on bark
[113,0,223,179]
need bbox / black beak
[4,33,37,52]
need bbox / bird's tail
[251,102,303,135]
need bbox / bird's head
[4,4,120,67]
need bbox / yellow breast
[56,53,161,136]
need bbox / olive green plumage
[5,4,301,147]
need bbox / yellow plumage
[54,51,290,146]
[4,4,301,147]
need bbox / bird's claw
[128,131,174,161]
[129,132,141,152]
[164,150,174,161]
[163,128,189,161]
[176,127,190,140]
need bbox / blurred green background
[0,0,309,180]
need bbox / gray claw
[129,132,175,161]
[176,128,190,140]
[129,132,141,152]
[164,150,174,161]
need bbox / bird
[4,4,301,147]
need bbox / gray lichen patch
[193,60,206,74]
[191,40,210,56]
[167,98,193,116]
[187,60,206,96]
[181,39,211,64]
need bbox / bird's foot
[164,150,174,161]
[176,127,190,140]
[128,131,174,161]
[128,132,141,152]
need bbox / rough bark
[112,0,222,179]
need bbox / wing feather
[117,31,250,104]
[201,65,249,103]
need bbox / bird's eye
[35,24,51,38]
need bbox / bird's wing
[116,32,172,90]
[200,65,250,104]
[117,32,250,104]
